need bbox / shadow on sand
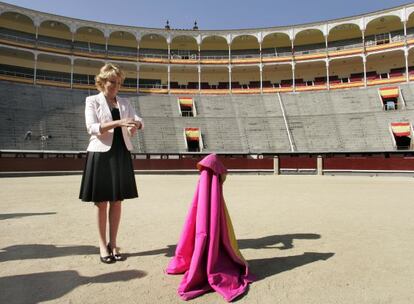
[0,270,146,304]
[0,244,98,262]
[126,233,323,259]
[0,212,56,220]
[127,233,335,281]
[130,233,334,301]
[0,234,334,302]
[232,251,334,302]
[248,251,334,281]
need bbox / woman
[79,63,143,264]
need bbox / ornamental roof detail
[1,1,414,40]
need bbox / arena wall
[2,2,414,173]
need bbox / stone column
[228,43,231,92]
[136,64,140,92]
[167,64,170,93]
[273,155,279,175]
[259,64,263,93]
[317,155,323,175]
[198,65,201,92]
[404,21,409,82]
[70,57,74,89]
[326,60,330,90]
[33,53,38,84]
[363,55,367,88]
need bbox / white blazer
[85,92,144,152]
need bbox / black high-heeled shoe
[100,255,115,264]
[100,245,115,264]
[107,243,126,261]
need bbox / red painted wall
[0,156,273,171]
[278,155,317,169]
[133,157,273,170]
[0,158,85,171]
[1,153,414,172]
[323,155,414,170]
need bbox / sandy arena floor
[1,174,414,304]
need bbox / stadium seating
[2,81,414,153]
[2,2,414,155]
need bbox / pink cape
[166,154,253,302]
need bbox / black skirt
[79,108,138,203]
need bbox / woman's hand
[119,118,139,128]
[135,120,142,130]
[127,126,137,137]
[122,119,143,136]
[99,118,140,135]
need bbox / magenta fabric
[166,154,253,302]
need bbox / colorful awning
[179,97,193,108]
[391,122,411,137]
[185,128,200,140]
[379,86,399,99]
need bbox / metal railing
[199,55,228,60]
[0,28,413,65]
[170,54,198,60]
[36,74,71,83]
[0,69,33,79]
[122,83,137,88]
[139,53,169,59]
[37,39,72,49]
[0,32,35,44]
[108,49,137,57]
[231,53,260,59]
[327,42,363,51]
[391,35,405,42]
[261,51,292,58]
[295,48,326,55]
[139,83,167,89]
[72,79,91,85]
[73,45,106,54]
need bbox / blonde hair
[95,63,125,92]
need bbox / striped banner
[179,97,193,108]
[185,128,200,140]
[379,86,399,98]
[391,122,411,137]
